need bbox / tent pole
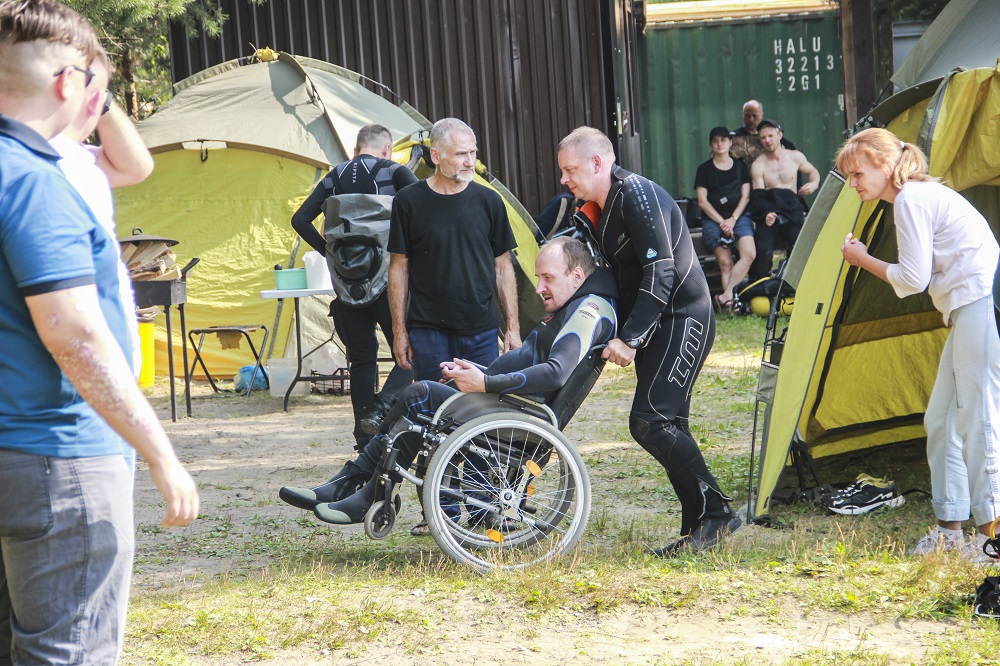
[748,260,792,524]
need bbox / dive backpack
[323,193,394,307]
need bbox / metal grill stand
[133,260,197,421]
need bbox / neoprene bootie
[314,473,380,525]
[278,460,368,511]
[357,397,392,438]
[650,481,741,557]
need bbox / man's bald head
[557,126,615,161]
[557,127,616,207]
[742,100,763,133]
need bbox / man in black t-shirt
[388,118,520,535]
[694,126,756,310]
[388,118,520,383]
[291,124,417,447]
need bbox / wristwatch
[623,337,644,349]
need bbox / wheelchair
[360,347,606,571]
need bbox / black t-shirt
[389,181,517,335]
[694,158,750,219]
[290,155,418,254]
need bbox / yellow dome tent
[116,52,543,379]
[751,0,1000,519]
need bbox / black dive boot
[278,460,368,511]
[356,397,392,438]
[651,481,742,557]
[351,426,369,453]
[314,474,382,525]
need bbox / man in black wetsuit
[277,237,617,525]
[291,124,417,447]
[557,126,742,555]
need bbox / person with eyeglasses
[0,1,198,662]
[50,46,154,397]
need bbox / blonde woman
[837,127,1000,560]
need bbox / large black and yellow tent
[751,0,1000,519]
[115,51,542,377]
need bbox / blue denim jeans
[408,327,500,382]
[0,451,134,665]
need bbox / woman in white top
[837,127,1000,560]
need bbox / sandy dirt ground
[127,375,955,665]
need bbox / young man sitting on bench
[278,237,617,525]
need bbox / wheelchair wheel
[364,500,396,539]
[421,413,590,570]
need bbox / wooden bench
[676,198,724,297]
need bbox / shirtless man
[730,100,795,166]
[748,118,819,281]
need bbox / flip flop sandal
[410,521,431,537]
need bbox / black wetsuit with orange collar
[596,165,733,535]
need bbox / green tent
[751,0,1000,519]
[115,51,541,378]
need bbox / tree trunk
[840,0,894,129]
[121,47,138,120]
[841,0,878,128]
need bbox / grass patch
[126,314,999,665]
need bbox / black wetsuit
[352,269,618,477]
[597,165,731,535]
[290,155,418,430]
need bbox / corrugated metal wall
[639,11,846,199]
[168,0,615,213]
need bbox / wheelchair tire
[364,500,396,539]
[421,412,590,570]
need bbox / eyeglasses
[101,90,113,115]
[53,65,95,88]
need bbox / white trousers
[925,295,1000,526]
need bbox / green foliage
[65,0,265,117]
[887,0,950,21]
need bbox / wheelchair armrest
[430,391,558,429]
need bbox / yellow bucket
[138,321,155,387]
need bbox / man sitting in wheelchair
[279,236,617,528]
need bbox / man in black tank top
[557,127,742,556]
[291,124,417,447]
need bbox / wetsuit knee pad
[628,414,654,445]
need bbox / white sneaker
[907,526,965,556]
[964,532,997,565]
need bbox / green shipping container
[639,10,845,201]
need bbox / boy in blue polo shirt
[0,1,198,661]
